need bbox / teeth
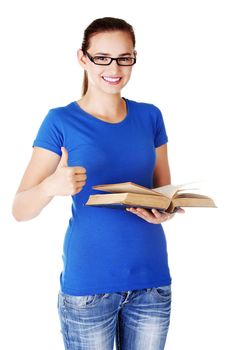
[103,76,121,82]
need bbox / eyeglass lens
[93,56,135,66]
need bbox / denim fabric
[57,284,172,350]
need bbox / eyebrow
[94,52,132,56]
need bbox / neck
[79,88,125,119]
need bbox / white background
[0,0,232,349]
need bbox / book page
[152,181,200,199]
[92,182,160,195]
[92,181,200,199]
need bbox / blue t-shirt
[32,97,171,296]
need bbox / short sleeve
[32,110,63,156]
[151,105,168,148]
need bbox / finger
[58,146,69,168]
[165,213,175,220]
[130,207,167,223]
[164,212,173,219]
[136,208,158,220]
[128,208,161,223]
[126,207,143,217]
[72,166,86,174]
[177,207,185,213]
[126,207,142,215]
[133,207,155,217]
[151,208,162,219]
[74,173,87,181]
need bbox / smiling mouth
[102,76,122,83]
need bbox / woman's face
[78,30,137,95]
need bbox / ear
[77,48,87,69]
[133,49,137,57]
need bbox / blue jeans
[57,284,172,350]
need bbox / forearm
[12,177,54,222]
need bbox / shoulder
[43,101,75,126]
[126,98,164,126]
[48,101,74,117]
[126,98,168,143]
[126,97,162,114]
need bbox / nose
[106,59,121,74]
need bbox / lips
[102,76,122,83]
[101,76,122,86]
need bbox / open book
[84,181,217,213]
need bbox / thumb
[58,146,68,168]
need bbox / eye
[118,57,131,62]
[117,57,135,65]
[94,56,109,62]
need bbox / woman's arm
[153,143,171,187]
[126,143,185,222]
[12,147,61,222]
[12,146,87,222]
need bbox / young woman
[12,17,184,350]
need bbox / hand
[126,207,185,224]
[45,146,87,196]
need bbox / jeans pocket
[151,284,172,301]
[61,292,110,310]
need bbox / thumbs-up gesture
[47,146,87,196]
[57,146,69,169]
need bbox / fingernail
[152,209,161,218]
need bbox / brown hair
[80,17,136,97]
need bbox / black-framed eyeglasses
[84,50,136,66]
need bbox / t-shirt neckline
[72,97,130,127]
